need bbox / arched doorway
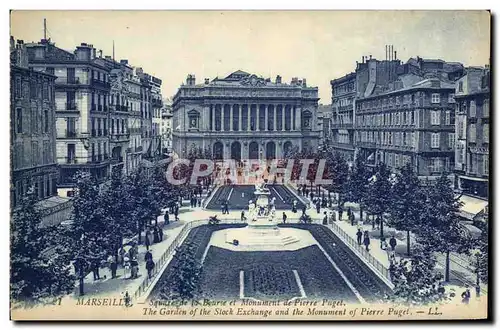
[213,142,224,160]
[266,141,276,160]
[283,141,293,158]
[249,141,259,160]
[231,141,241,160]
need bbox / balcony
[66,157,77,164]
[98,105,103,111]
[57,77,80,85]
[111,156,124,164]
[66,131,77,138]
[65,102,77,111]
[91,79,111,89]
[110,133,130,142]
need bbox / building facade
[330,72,356,162]
[25,40,112,194]
[355,79,457,178]
[172,70,321,160]
[11,37,59,207]
[161,101,173,154]
[454,67,490,200]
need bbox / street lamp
[473,249,481,297]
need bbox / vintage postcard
[9,10,490,321]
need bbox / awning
[459,222,482,239]
[457,195,488,221]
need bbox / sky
[10,10,490,104]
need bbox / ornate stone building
[172,70,320,161]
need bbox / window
[16,108,22,133]
[470,100,476,117]
[470,124,476,143]
[30,80,37,98]
[431,132,440,148]
[32,141,38,166]
[430,158,442,173]
[44,110,49,133]
[483,124,489,143]
[448,133,455,149]
[448,93,455,103]
[431,93,440,104]
[484,155,489,175]
[445,111,451,125]
[15,77,22,98]
[431,111,440,125]
[188,110,200,129]
[458,81,464,93]
[483,99,489,118]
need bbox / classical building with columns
[172,70,321,161]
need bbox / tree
[365,162,393,239]
[159,243,202,301]
[416,173,473,282]
[388,163,426,255]
[69,171,111,295]
[11,187,75,305]
[388,244,450,305]
[346,156,371,222]
[474,219,488,284]
[326,151,349,220]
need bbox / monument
[217,183,307,251]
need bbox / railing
[66,157,77,164]
[329,220,391,283]
[66,131,77,138]
[132,218,240,301]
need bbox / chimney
[205,78,210,84]
[120,59,128,65]
[105,55,111,60]
[186,74,196,86]
[302,78,307,87]
[394,50,397,60]
[291,77,298,85]
[369,54,372,60]
[276,75,282,84]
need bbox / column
[221,105,225,131]
[292,106,296,131]
[230,104,234,131]
[212,105,216,131]
[295,106,301,131]
[273,105,277,131]
[239,104,242,131]
[265,105,269,131]
[256,105,260,131]
[282,105,285,131]
[247,104,251,131]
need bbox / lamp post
[474,249,481,298]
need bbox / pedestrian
[130,258,139,279]
[145,232,151,251]
[158,227,163,242]
[221,203,225,215]
[224,202,229,214]
[356,228,363,245]
[123,291,132,307]
[241,210,246,222]
[350,212,355,226]
[118,247,126,266]
[328,198,332,208]
[164,211,170,226]
[310,191,314,200]
[461,288,471,304]
[91,258,100,281]
[146,259,155,279]
[316,201,321,214]
[107,255,117,279]
[381,236,388,250]
[144,249,153,262]
[174,207,179,221]
[282,212,287,224]
[389,235,397,251]
[153,227,159,243]
[197,197,201,207]
[148,228,154,246]
[323,211,328,225]
[330,210,336,223]
[363,231,370,251]
[302,205,307,215]
[123,255,130,278]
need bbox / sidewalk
[296,188,487,294]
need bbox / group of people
[356,228,372,251]
[189,195,202,208]
[144,225,164,251]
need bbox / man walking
[282,212,287,224]
[356,228,363,245]
[363,231,370,251]
[144,249,153,262]
[146,259,155,279]
[389,235,397,251]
